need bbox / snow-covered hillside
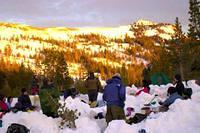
[0,20,175,79]
[0,80,200,133]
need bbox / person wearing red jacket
[0,95,9,118]
[135,80,151,96]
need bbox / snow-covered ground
[0,80,200,133]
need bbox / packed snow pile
[0,80,200,133]
[105,99,200,133]
[0,112,59,133]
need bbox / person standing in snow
[31,75,39,95]
[173,74,185,96]
[63,75,77,99]
[85,72,102,106]
[142,63,152,81]
[103,73,126,124]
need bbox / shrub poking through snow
[58,102,81,129]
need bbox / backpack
[6,123,30,133]
[127,113,147,124]
[183,88,193,99]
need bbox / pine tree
[188,0,200,39]
[171,17,185,80]
[174,17,184,42]
[40,49,68,90]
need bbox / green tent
[150,72,170,85]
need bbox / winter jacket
[31,87,39,95]
[162,92,182,107]
[135,87,149,96]
[85,77,102,91]
[103,76,126,108]
[17,95,32,111]
[62,77,74,90]
[175,81,185,96]
[0,100,9,112]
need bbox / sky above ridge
[0,0,188,31]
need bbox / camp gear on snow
[0,120,2,127]
[144,94,158,106]
[138,129,147,133]
[94,112,104,119]
[183,88,193,99]
[90,101,97,108]
[127,113,147,124]
[126,107,134,117]
[6,123,30,133]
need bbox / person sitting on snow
[158,86,183,112]
[127,87,183,124]
[15,88,34,111]
[173,74,185,96]
[0,95,9,118]
[6,96,13,110]
[135,80,151,96]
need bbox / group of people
[101,73,192,124]
[0,71,193,126]
[0,88,35,119]
[0,75,54,119]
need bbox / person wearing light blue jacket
[159,87,182,111]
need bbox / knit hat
[113,73,121,78]
[21,88,27,93]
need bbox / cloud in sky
[0,0,188,30]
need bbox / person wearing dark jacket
[103,73,126,124]
[15,88,33,111]
[85,72,102,105]
[174,74,185,96]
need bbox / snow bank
[105,98,200,133]
[59,96,107,132]
[142,99,200,133]
[0,80,199,133]
[105,80,200,133]
[62,117,101,133]
[104,120,137,133]
[0,111,59,133]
